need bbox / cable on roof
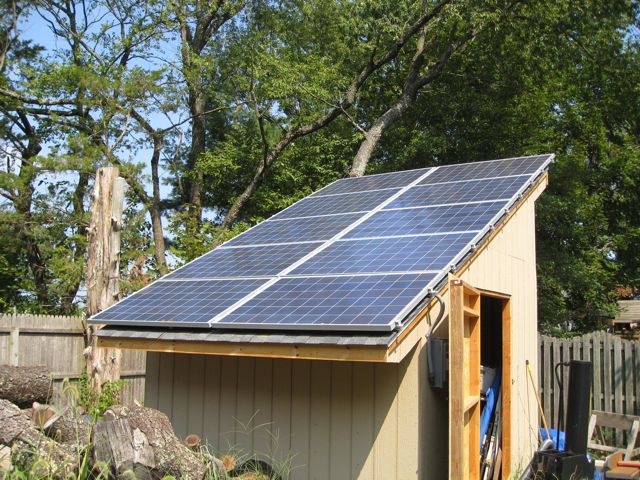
[426,292,446,387]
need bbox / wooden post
[9,315,19,366]
[85,166,126,392]
[449,279,481,480]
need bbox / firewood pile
[0,365,278,479]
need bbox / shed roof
[96,155,552,360]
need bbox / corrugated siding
[146,340,424,480]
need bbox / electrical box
[430,337,449,389]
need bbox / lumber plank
[464,396,480,413]
[449,280,466,480]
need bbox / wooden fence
[539,332,640,430]
[0,314,145,405]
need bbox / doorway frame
[478,288,512,479]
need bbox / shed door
[449,279,481,479]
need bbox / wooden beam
[97,336,390,363]
[449,280,466,479]
[449,279,481,480]
[502,297,513,478]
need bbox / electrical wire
[426,293,446,386]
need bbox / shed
[93,154,553,479]
[611,299,640,336]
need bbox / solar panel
[310,167,432,197]
[225,212,363,246]
[91,279,267,327]
[272,188,400,220]
[289,233,476,276]
[343,202,505,239]
[214,273,434,330]
[386,176,527,209]
[165,242,322,279]
[420,155,548,185]
[89,154,553,332]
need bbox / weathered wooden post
[85,166,126,392]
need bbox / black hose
[554,361,570,449]
[426,293,446,386]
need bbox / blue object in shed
[540,428,566,451]
[480,367,501,451]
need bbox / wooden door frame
[478,288,512,479]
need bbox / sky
[10,6,209,279]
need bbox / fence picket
[635,342,640,416]
[624,341,634,415]
[613,337,624,445]
[543,337,552,427]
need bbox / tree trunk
[85,167,126,392]
[0,365,51,407]
[150,135,166,269]
[93,405,211,480]
[187,89,205,224]
[0,399,75,476]
[350,97,412,177]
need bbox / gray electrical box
[429,337,449,389]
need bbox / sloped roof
[97,155,552,360]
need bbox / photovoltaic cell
[310,167,432,197]
[420,155,550,185]
[272,188,400,220]
[386,176,527,209]
[90,154,553,332]
[289,233,476,276]
[225,212,363,246]
[165,242,322,279]
[216,274,434,330]
[91,279,267,327]
[343,201,505,239]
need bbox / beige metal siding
[146,341,424,480]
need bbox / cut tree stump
[93,405,210,480]
[0,365,51,408]
[0,399,75,476]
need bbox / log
[93,405,211,480]
[0,399,75,476]
[0,365,51,408]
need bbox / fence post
[8,315,19,366]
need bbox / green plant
[75,373,128,420]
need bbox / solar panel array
[91,154,553,331]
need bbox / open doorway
[480,293,512,479]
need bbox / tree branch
[219,0,453,229]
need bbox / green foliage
[73,373,128,420]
